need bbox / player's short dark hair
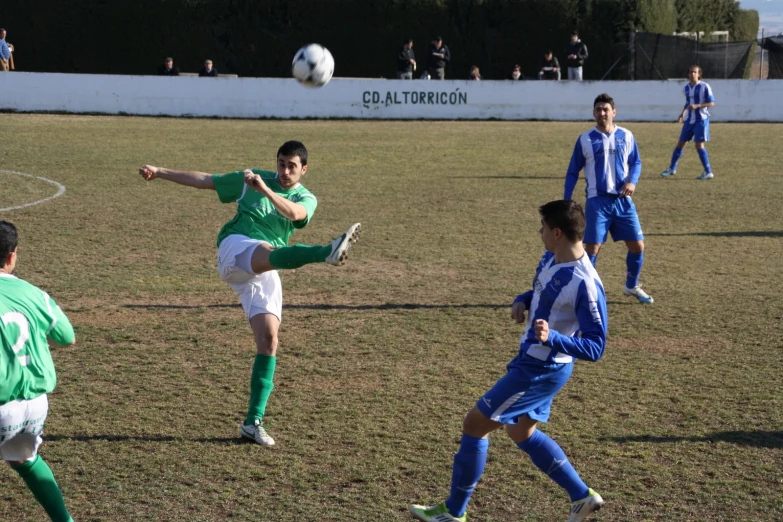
[277,140,308,166]
[594,93,615,109]
[539,200,585,242]
[0,220,19,264]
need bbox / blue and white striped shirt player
[564,126,642,200]
[512,251,607,366]
[683,81,714,124]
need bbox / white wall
[1,72,781,122]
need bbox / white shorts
[217,234,283,321]
[0,394,48,462]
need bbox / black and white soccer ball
[292,44,335,87]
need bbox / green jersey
[0,274,74,405]
[213,169,318,248]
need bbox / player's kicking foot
[624,285,653,304]
[409,502,466,522]
[567,488,605,522]
[696,171,714,180]
[660,168,676,177]
[326,223,361,266]
[240,419,275,446]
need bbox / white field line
[0,170,66,212]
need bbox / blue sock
[625,251,643,289]
[697,148,712,173]
[670,147,684,170]
[517,430,589,502]
[445,434,489,517]
[588,254,598,266]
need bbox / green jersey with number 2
[213,170,318,249]
[0,274,75,405]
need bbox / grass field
[0,114,781,522]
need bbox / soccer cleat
[326,223,361,266]
[624,285,654,304]
[660,168,676,177]
[567,488,605,522]
[240,419,275,446]
[696,171,714,180]
[409,502,466,522]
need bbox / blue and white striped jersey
[683,81,715,124]
[512,251,607,367]
[564,126,642,200]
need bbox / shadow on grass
[449,175,564,180]
[124,303,507,311]
[46,434,249,445]
[606,431,783,449]
[646,231,783,238]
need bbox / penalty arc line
[0,170,66,212]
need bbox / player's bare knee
[627,240,644,254]
[254,333,278,355]
[7,460,25,468]
[584,243,601,255]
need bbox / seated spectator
[469,65,482,80]
[199,59,219,77]
[158,57,180,76]
[538,50,560,80]
[510,64,524,80]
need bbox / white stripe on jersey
[685,81,714,124]
[577,127,636,198]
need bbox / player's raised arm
[243,170,308,222]
[564,138,585,200]
[139,165,215,190]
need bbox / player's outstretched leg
[265,223,361,269]
[12,456,74,522]
[661,145,684,177]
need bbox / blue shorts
[584,195,644,244]
[679,120,710,143]
[476,361,573,424]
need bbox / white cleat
[624,285,653,304]
[326,223,361,266]
[240,419,275,446]
[696,171,714,180]
[660,168,677,177]
[567,488,605,522]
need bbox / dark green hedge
[0,0,756,80]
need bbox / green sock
[245,354,277,426]
[14,455,73,522]
[268,244,331,269]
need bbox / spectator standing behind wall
[510,64,524,80]
[427,37,450,80]
[566,31,588,80]
[158,57,180,76]
[199,60,219,77]
[468,66,482,80]
[397,39,416,79]
[0,29,14,70]
[0,29,10,72]
[538,50,560,80]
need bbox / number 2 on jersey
[2,311,30,366]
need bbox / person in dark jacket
[566,31,588,80]
[199,59,219,77]
[396,39,416,80]
[510,64,525,80]
[427,37,450,80]
[158,57,180,76]
[538,51,560,80]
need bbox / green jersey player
[139,141,361,446]
[1,220,75,522]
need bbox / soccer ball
[292,44,335,87]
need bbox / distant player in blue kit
[409,200,608,522]
[660,65,716,180]
[565,93,653,304]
